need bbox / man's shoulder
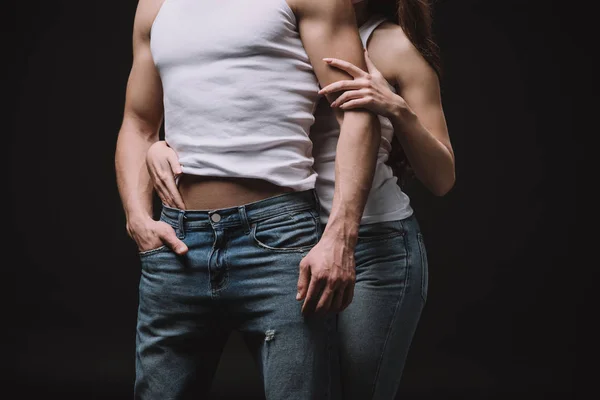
[287,0,352,18]
[134,0,166,38]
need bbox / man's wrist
[126,209,153,231]
[322,215,360,248]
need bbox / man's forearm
[324,110,380,243]
[115,123,158,225]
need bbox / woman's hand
[319,50,412,121]
[146,141,186,209]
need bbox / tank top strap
[358,15,388,48]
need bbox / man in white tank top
[114,0,382,398]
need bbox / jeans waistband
[160,189,318,231]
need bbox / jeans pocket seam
[250,222,317,253]
[357,231,404,244]
[139,245,169,258]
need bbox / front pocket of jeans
[139,245,169,258]
[251,211,319,252]
[417,232,428,303]
[357,224,404,244]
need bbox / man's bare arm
[294,0,380,241]
[291,0,380,314]
[115,0,187,254]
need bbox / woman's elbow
[430,171,455,197]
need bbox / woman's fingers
[338,98,371,111]
[323,57,366,78]
[156,159,185,209]
[363,49,378,73]
[319,79,366,96]
[167,151,182,175]
[163,173,186,210]
[331,89,370,108]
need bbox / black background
[7,0,585,398]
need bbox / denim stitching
[369,219,410,398]
[212,233,231,293]
[417,233,428,303]
[138,245,169,258]
[250,218,318,253]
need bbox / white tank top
[150,0,320,191]
[311,16,413,225]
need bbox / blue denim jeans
[334,215,428,400]
[134,190,335,400]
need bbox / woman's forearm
[391,105,455,196]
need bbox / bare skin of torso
[177,175,293,210]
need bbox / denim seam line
[250,223,317,253]
[369,221,411,399]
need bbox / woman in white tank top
[146,0,455,398]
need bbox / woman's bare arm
[371,24,455,196]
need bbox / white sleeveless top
[150,0,320,191]
[311,16,413,225]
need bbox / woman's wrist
[390,97,417,133]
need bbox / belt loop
[238,206,251,235]
[177,210,186,239]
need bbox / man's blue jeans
[134,190,335,399]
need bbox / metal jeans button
[210,213,221,223]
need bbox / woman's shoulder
[371,22,414,58]
[369,21,437,87]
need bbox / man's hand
[127,215,188,255]
[297,234,356,315]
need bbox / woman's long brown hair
[368,0,441,187]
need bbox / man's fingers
[315,286,335,315]
[330,288,344,313]
[297,258,311,301]
[302,278,324,315]
[159,223,188,255]
[341,281,355,311]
